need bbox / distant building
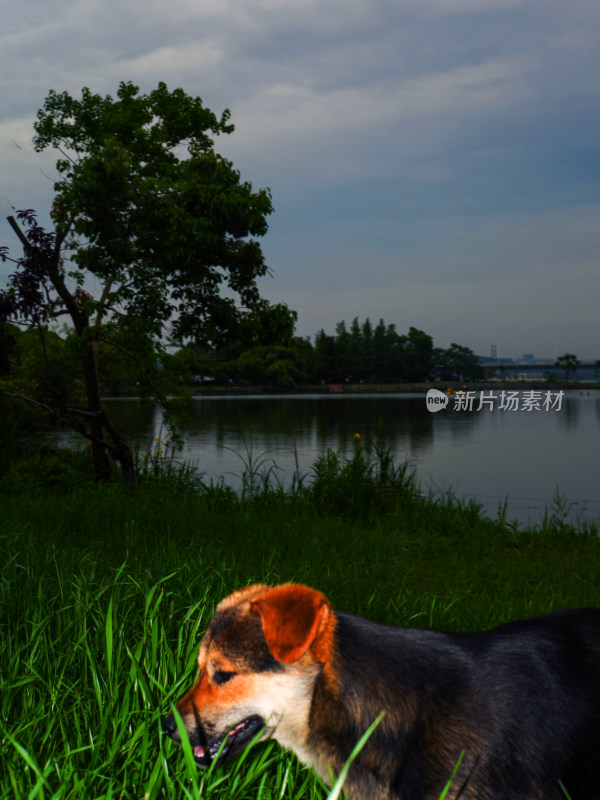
[517,372,544,380]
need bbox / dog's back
[308,607,600,799]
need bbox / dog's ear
[251,584,332,664]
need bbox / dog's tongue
[194,745,206,758]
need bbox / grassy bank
[1,451,599,798]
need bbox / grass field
[1,446,599,798]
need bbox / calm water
[103,390,600,527]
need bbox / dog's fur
[162,583,600,799]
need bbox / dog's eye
[213,670,236,685]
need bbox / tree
[361,318,375,381]
[554,354,580,382]
[231,344,308,387]
[334,320,353,381]
[433,343,485,382]
[397,326,434,382]
[0,82,285,485]
[312,329,337,383]
[372,319,399,382]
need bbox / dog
[162,583,600,799]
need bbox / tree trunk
[7,213,137,487]
[81,345,112,483]
[82,341,137,488]
[102,410,137,489]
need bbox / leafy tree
[433,343,485,382]
[290,336,315,382]
[0,323,78,434]
[312,329,337,383]
[348,317,365,380]
[397,326,434,382]
[232,344,307,387]
[372,319,399,382]
[555,353,580,381]
[360,317,375,381]
[170,345,215,385]
[0,82,286,485]
[5,325,79,403]
[334,320,353,381]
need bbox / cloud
[259,200,600,358]
[1,0,599,358]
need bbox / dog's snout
[161,712,179,740]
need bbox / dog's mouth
[194,715,265,766]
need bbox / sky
[1,0,599,360]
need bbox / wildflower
[353,433,361,440]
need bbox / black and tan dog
[162,583,600,799]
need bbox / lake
[102,389,600,528]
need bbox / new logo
[426,389,449,413]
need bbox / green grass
[1,446,599,798]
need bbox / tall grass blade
[326,711,385,800]
[437,751,464,800]
[105,591,114,685]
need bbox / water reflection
[99,391,600,527]
[105,398,157,442]
[183,394,490,457]
[558,394,580,429]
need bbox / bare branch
[56,145,78,167]
[95,274,116,329]
[2,389,123,458]
[7,216,30,251]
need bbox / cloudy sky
[1,0,599,359]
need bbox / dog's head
[162,583,336,767]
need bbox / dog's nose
[161,712,178,739]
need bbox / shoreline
[183,381,600,396]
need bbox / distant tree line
[0,316,485,408]
[172,317,486,388]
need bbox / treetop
[33,81,234,165]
